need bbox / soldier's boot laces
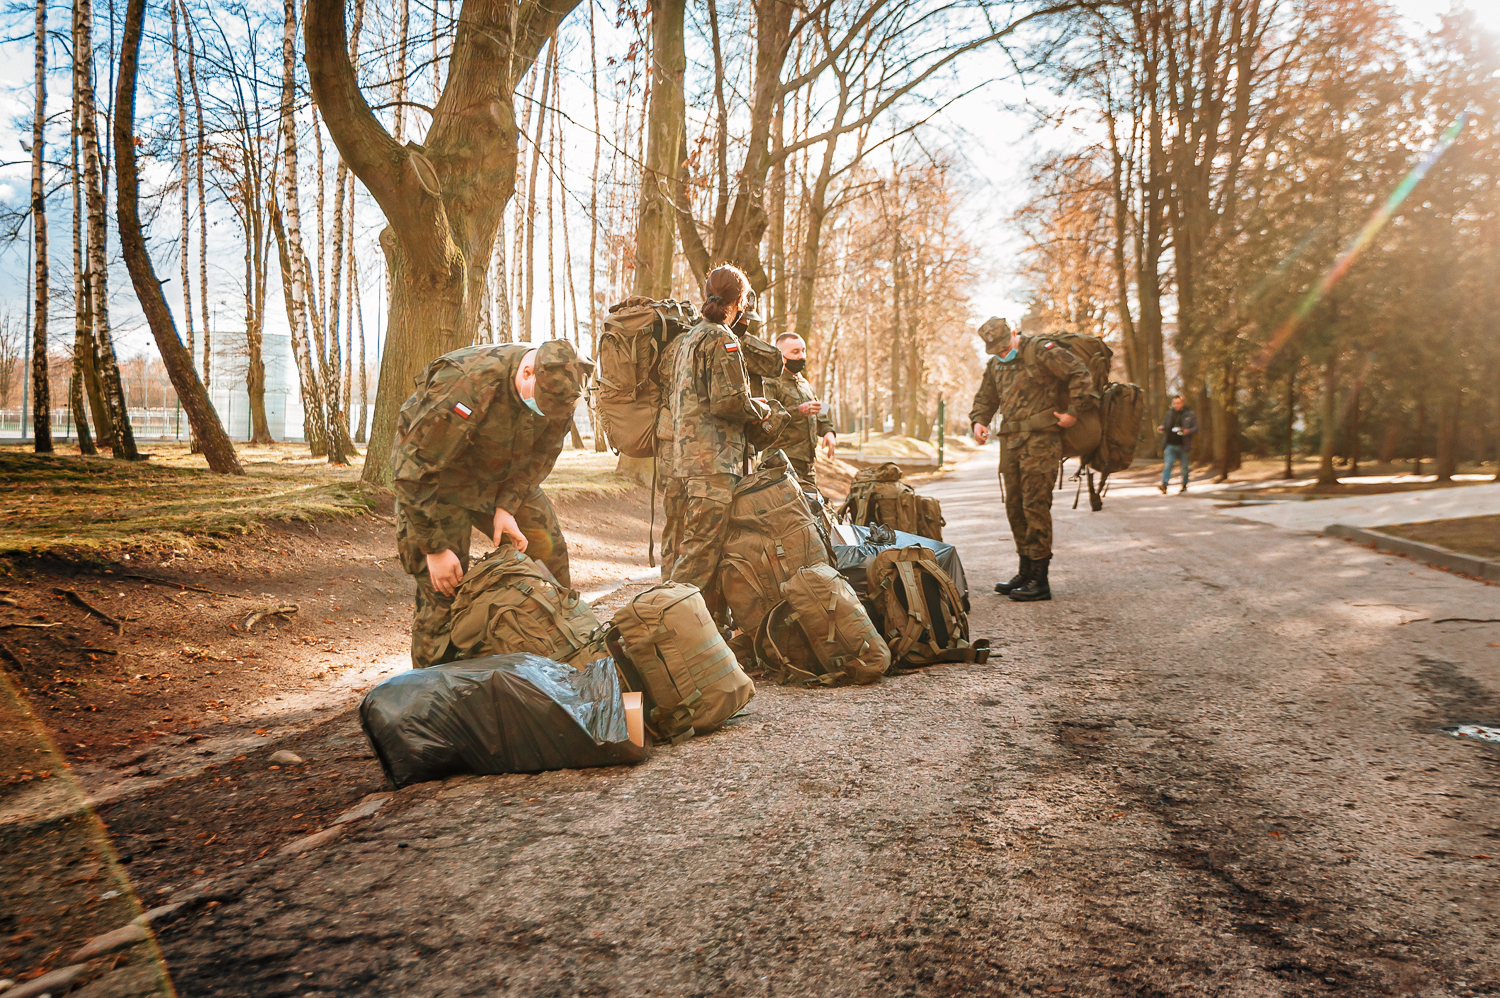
[1008,557,1051,602]
[994,556,1031,595]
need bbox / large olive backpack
[865,546,990,668]
[593,297,698,457]
[836,462,944,540]
[447,544,606,667]
[607,583,754,743]
[717,454,833,635]
[754,564,889,687]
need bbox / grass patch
[0,451,383,558]
[1376,516,1500,562]
[543,450,644,498]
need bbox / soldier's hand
[425,550,464,598]
[799,400,824,416]
[493,507,529,553]
[821,432,836,460]
[1054,411,1078,429]
[972,422,989,445]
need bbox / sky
[0,0,1496,375]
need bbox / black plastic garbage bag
[832,524,969,609]
[360,654,646,789]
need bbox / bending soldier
[391,340,594,667]
[664,265,788,613]
[968,317,1095,602]
[761,333,836,488]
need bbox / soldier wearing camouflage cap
[663,265,789,613]
[968,316,1094,602]
[391,339,594,667]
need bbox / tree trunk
[1283,366,1295,478]
[1435,392,1459,482]
[305,0,577,485]
[889,235,904,437]
[171,0,194,399]
[115,0,242,475]
[1347,383,1361,476]
[1413,401,1426,476]
[632,0,685,299]
[30,0,51,454]
[1316,356,1338,486]
[271,196,329,455]
[69,111,97,455]
[191,4,210,394]
[522,41,554,338]
[76,0,138,460]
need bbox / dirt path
[12,450,1500,996]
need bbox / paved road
[158,448,1499,997]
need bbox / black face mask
[784,358,806,375]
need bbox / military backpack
[717,454,833,635]
[754,564,889,687]
[606,583,754,743]
[865,545,990,668]
[1023,333,1147,487]
[836,462,945,540]
[448,545,606,668]
[593,297,699,458]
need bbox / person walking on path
[969,316,1095,602]
[761,333,836,488]
[390,340,594,668]
[1157,395,1198,494]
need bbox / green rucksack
[1022,333,1146,493]
[606,583,754,743]
[447,544,606,667]
[865,545,989,668]
[594,297,698,457]
[836,462,945,540]
[717,453,833,635]
[754,564,889,687]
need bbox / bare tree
[29,0,51,453]
[304,0,580,484]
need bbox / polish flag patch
[724,341,740,353]
[453,401,473,419]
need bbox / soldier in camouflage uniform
[391,340,594,667]
[664,266,788,611]
[968,317,1095,602]
[761,333,836,487]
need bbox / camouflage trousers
[1000,432,1061,560]
[665,473,737,616]
[787,457,817,489]
[396,486,570,669]
[660,472,685,573]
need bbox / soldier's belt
[997,411,1060,435]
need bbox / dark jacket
[1160,407,1198,450]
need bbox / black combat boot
[994,556,1031,595]
[1008,557,1051,602]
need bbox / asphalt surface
[151,448,1500,997]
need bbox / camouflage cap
[533,339,595,417]
[978,316,1011,349]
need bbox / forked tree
[304,0,579,484]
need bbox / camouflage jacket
[667,319,778,478]
[968,335,1096,436]
[761,370,835,462]
[391,344,572,555]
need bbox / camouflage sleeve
[390,362,484,555]
[1042,346,1096,415]
[706,330,765,424]
[968,361,1001,426]
[816,409,835,437]
[492,421,569,515]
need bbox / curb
[1324,524,1500,581]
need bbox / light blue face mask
[997,348,1019,363]
[523,396,545,416]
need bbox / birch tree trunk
[77,0,139,460]
[30,0,52,454]
[71,2,112,451]
[190,4,210,390]
[171,0,194,384]
[523,39,555,341]
[70,126,97,455]
[115,0,242,474]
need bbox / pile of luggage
[360,456,985,787]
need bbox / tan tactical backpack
[606,583,754,743]
[865,546,990,667]
[836,462,944,540]
[754,564,889,687]
[1024,333,1146,483]
[447,545,606,667]
[717,454,833,635]
[594,297,699,458]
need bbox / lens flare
[1253,113,1468,370]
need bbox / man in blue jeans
[1157,395,1198,493]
